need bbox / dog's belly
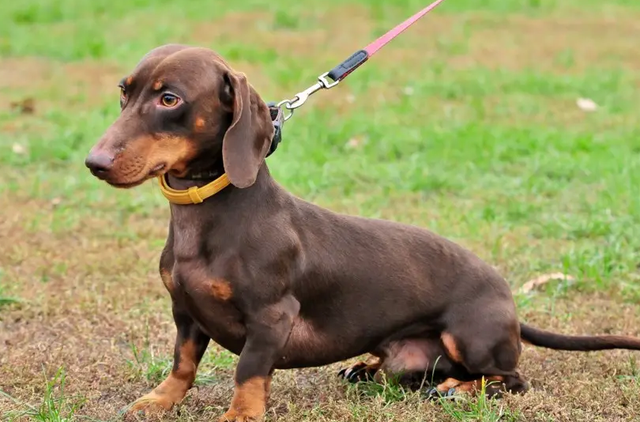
[274,316,354,369]
[273,314,398,369]
[273,283,445,369]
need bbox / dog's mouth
[108,180,146,189]
[149,163,166,175]
[105,163,167,189]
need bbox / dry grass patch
[193,8,640,75]
[0,57,124,118]
[187,7,640,120]
[2,289,639,421]
[191,6,374,61]
[455,14,640,73]
[1,192,639,421]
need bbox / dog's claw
[337,366,358,383]
[338,362,377,383]
[425,387,457,400]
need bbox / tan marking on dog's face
[89,46,242,189]
[220,376,268,422]
[441,333,463,363]
[194,116,206,131]
[148,135,197,176]
[160,269,173,292]
[96,134,197,187]
[211,278,232,300]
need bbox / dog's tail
[520,323,640,351]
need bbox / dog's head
[85,44,274,189]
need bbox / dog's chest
[169,261,247,354]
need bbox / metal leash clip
[273,0,446,123]
[276,72,341,122]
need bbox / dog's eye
[160,93,180,108]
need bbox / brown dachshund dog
[85,44,640,421]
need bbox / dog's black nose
[85,152,114,179]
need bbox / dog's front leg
[129,303,209,415]
[220,294,300,422]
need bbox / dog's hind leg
[426,312,530,399]
[425,373,529,399]
[338,337,457,389]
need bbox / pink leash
[278,0,446,119]
[365,0,446,56]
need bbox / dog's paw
[338,362,378,383]
[218,408,263,422]
[127,390,179,417]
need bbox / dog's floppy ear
[221,71,274,188]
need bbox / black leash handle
[326,50,369,83]
[275,0,446,122]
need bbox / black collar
[182,170,223,180]
[266,101,284,157]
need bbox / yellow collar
[157,173,230,205]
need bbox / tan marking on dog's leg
[129,340,199,414]
[436,377,462,391]
[160,269,173,292]
[437,376,505,395]
[441,332,463,363]
[219,376,268,422]
[211,278,233,300]
[364,356,381,366]
[372,362,389,383]
[264,375,272,400]
[340,358,381,382]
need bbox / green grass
[0,368,86,422]
[437,379,521,422]
[125,323,238,387]
[126,341,174,385]
[125,341,237,387]
[0,269,21,309]
[1,0,640,421]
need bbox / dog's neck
[166,168,224,188]
[168,154,226,187]
[165,164,280,256]
[166,162,276,206]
